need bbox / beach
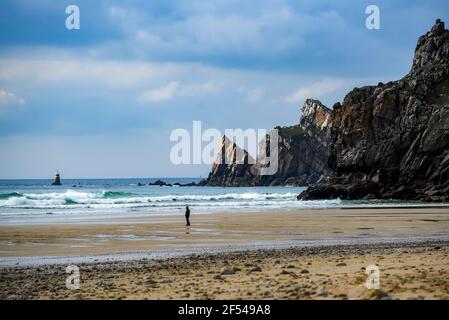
[1,0,448,306]
[1,240,448,300]
[1,207,449,299]
[1,207,449,259]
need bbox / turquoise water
[0,178,306,216]
[0,178,444,224]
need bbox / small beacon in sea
[52,171,62,186]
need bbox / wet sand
[0,207,448,300]
[1,207,449,259]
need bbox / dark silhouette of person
[185,206,191,226]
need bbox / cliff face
[259,99,332,186]
[204,136,258,186]
[300,19,449,201]
[205,99,332,186]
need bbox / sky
[0,0,448,179]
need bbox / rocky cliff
[299,19,449,201]
[205,99,332,186]
[204,136,258,186]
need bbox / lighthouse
[52,171,62,186]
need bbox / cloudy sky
[0,0,448,179]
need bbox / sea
[0,178,446,225]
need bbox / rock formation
[52,171,62,186]
[299,19,449,201]
[204,99,332,186]
[204,135,259,186]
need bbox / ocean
[0,178,445,225]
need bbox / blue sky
[0,0,448,178]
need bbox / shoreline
[1,234,449,267]
[1,207,449,299]
[1,207,449,263]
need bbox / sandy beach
[1,240,448,300]
[1,0,448,305]
[1,207,449,259]
[0,207,449,299]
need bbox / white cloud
[106,4,346,58]
[138,80,221,103]
[178,81,221,97]
[0,90,25,106]
[138,81,180,103]
[283,78,347,103]
[245,86,265,103]
[0,89,25,116]
[0,58,185,87]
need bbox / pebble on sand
[220,266,235,275]
[249,266,262,273]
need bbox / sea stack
[204,99,332,186]
[52,171,62,186]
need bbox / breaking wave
[0,190,313,210]
[0,192,23,200]
[102,191,135,198]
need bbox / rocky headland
[201,19,448,201]
[300,19,449,201]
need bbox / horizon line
[0,176,205,181]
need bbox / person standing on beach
[185,206,191,226]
